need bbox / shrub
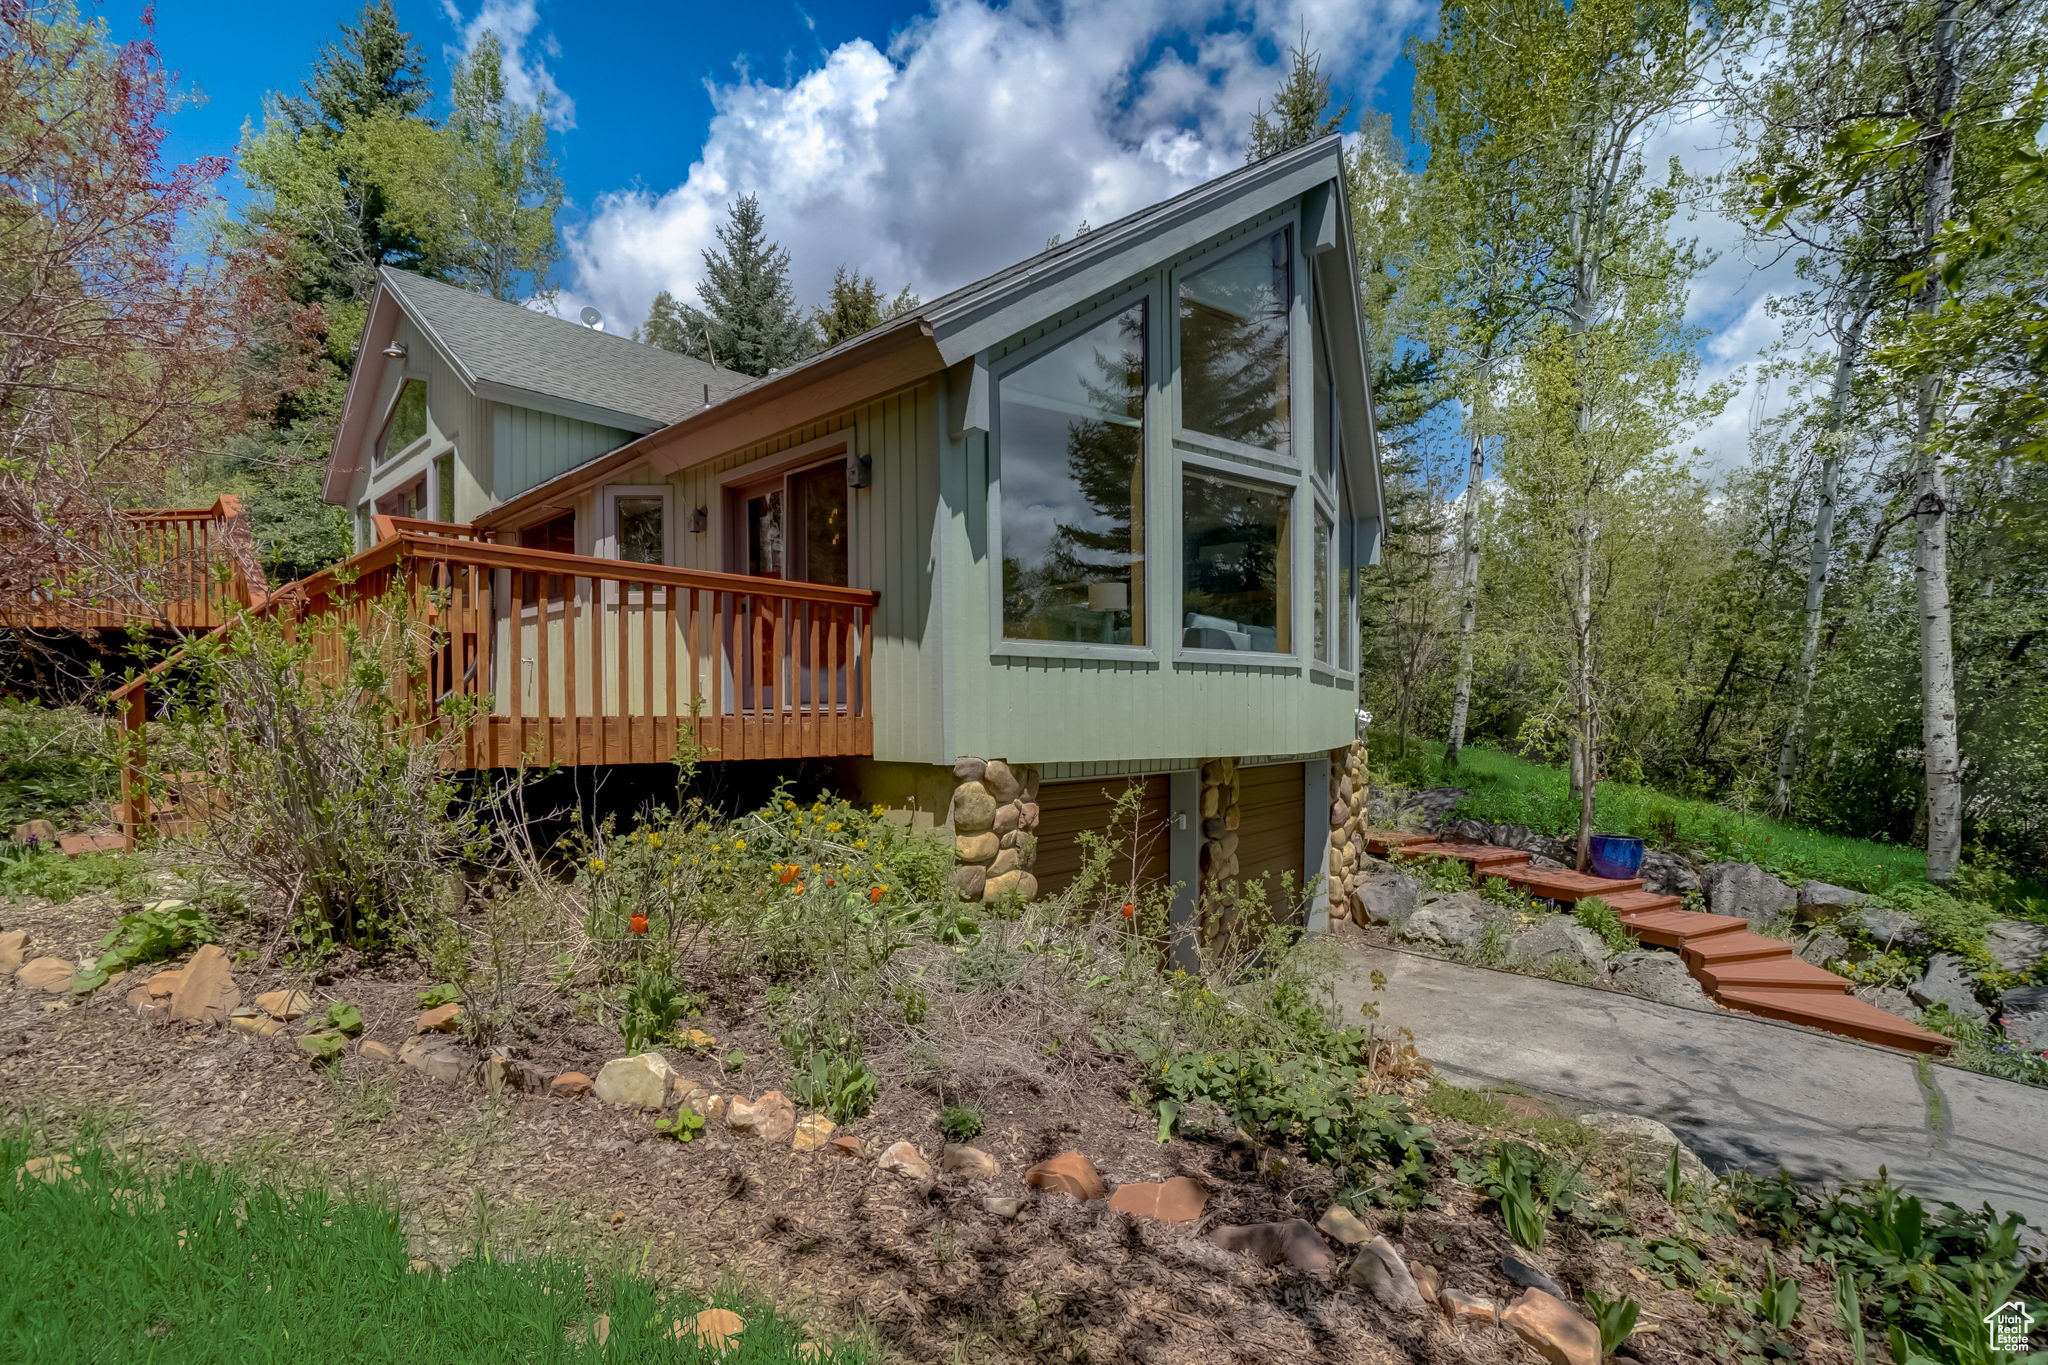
[1574,897,1636,953]
[937,1104,984,1143]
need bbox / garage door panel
[1033,775,1172,899]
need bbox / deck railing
[111,529,877,838]
[0,496,267,631]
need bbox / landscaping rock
[1797,929,1851,967]
[0,929,29,974]
[254,989,311,1022]
[954,832,999,863]
[1986,921,2048,974]
[791,1115,836,1152]
[1106,1176,1206,1222]
[1507,919,1612,974]
[1502,1288,1601,1365]
[1411,1263,1442,1303]
[827,1135,865,1159]
[1999,986,2048,1050]
[593,1053,676,1108]
[1638,848,1700,896]
[1351,865,1424,926]
[483,1048,548,1096]
[1909,953,1989,1024]
[1580,1111,1713,1187]
[416,1004,461,1033]
[1411,786,1468,824]
[1317,1205,1372,1246]
[1854,984,1919,1018]
[877,1140,935,1194]
[1491,823,1574,864]
[688,1308,745,1349]
[358,1041,396,1063]
[725,1091,797,1143]
[939,1144,1000,1180]
[982,1195,1027,1219]
[11,819,59,847]
[1439,1288,1499,1322]
[1796,880,1868,920]
[1209,1219,1337,1275]
[1842,906,1933,951]
[1609,950,1714,1010]
[547,1071,589,1095]
[398,1034,476,1085]
[1702,862,1796,925]
[166,945,239,1026]
[15,957,73,994]
[1347,1235,1424,1310]
[1395,894,1489,952]
[1023,1149,1106,1201]
[952,756,986,782]
[1501,1253,1568,1301]
[229,1012,287,1038]
[952,864,987,901]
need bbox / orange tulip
[628,912,649,935]
[868,886,884,904]
[1120,902,1135,918]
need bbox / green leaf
[298,1032,345,1064]
[323,1002,362,1037]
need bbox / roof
[378,269,754,426]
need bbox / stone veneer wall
[1324,742,1368,922]
[947,756,1041,903]
[1196,758,1241,891]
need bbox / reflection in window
[1182,471,1289,653]
[377,379,427,464]
[998,303,1146,644]
[1337,464,1356,671]
[615,495,665,565]
[1314,507,1331,661]
[1180,230,1290,455]
[434,452,455,521]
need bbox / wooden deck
[1370,831,1952,1055]
[0,497,267,632]
[109,520,879,839]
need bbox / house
[311,135,1387,942]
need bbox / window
[1338,465,1358,672]
[615,495,665,565]
[1179,229,1290,456]
[729,458,849,587]
[522,511,575,554]
[997,302,1147,645]
[433,452,455,522]
[376,379,428,464]
[1313,507,1332,662]
[1182,470,1289,654]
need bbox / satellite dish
[579,305,605,332]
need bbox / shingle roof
[380,269,754,427]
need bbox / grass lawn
[0,1138,860,1363]
[1392,744,1931,893]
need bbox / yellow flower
[854,838,867,850]
[733,838,747,851]
[589,858,606,874]
[648,833,663,848]
[826,821,842,832]
[870,803,886,817]
[785,800,798,811]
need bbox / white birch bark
[1443,350,1490,769]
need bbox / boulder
[550,1071,591,1096]
[954,832,999,863]
[952,864,987,901]
[1106,1176,1207,1222]
[14,957,73,994]
[982,760,1022,802]
[165,945,239,1026]
[1347,1235,1424,1311]
[398,1033,476,1085]
[1986,921,2048,974]
[949,782,998,834]
[253,989,311,1022]
[1445,818,1492,844]
[1579,1111,1713,1187]
[1854,984,1919,1018]
[726,1091,798,1143]
[1023,1149,1106,1201]
[1411,787,1468,824]
[1350,865,1423,927]
[1609,951,1714,1010]
[1908,953,1988,1025]
[791,1115,836,1152]
[1507,919,1612,975]
[939,1144,1000,1180]
[1702,862,1796,925]
[1395,894,1489,952]
[1317,1205,1372,1246]
[1842,906,1933,952]
[1999,986,2048,1050]
[0,929,29,974]
[1501,1253,1568,1301]
[593,1053,676,1108]
[11,819,59,847]
[1796,880,1868,920]
[952,756,986,782]
[1501,1288,1601,1365]
[877,1140,935,1194]
[1797,929,1850,968]
[1638,848,1700,897]
[1209,1219,1338,1275]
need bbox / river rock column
[949,756,1040,904]
[1197,757,1240,894]
[1326,742,1368,921]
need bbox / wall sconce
[847,454,873,489]
[689,506,708,533]
[381,340,408,360]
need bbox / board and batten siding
[565,384,945,766]
[492,406,638,501]
[353,314,492,526]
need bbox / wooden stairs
[1364,832,1951,1056]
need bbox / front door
[729,458,850,710]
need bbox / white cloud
[443,0,576,130]
[560,0,1427,337]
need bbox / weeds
[1583,1289,1640,1355]
[69,897,216,993]
[1574,898,1636,954]
[937,1104,984,1143]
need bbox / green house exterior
[326,137,1384,946]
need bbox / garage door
[1032,774,1173,901]
[1234,761,1307,925]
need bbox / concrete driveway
[1331,940,2048,1230]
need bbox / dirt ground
[1,875,1872,1365]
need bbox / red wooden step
[1599,889,1682,915]
[1681,929,1800,966]
[1692,955,1852,994]
[1491,866,1644,902]
[1615,910,1749,949]
[1715,987,1952,1055]
[57,831,129,857]
[1394,840,1533,872]
[1365,830,1433,856]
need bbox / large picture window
[376,379,427,464]
[1182,470,1289,654]
[1179,229,1291,456]
[1313,506,1331,662]
[997,302,1147,645]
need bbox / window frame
[986,286,1159,664]
[1172,450,1302,668]
[719,447,854,585]
[1168,223,1301,475]
[596,483,674,568]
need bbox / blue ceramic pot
[1588,834,1646,881]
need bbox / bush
[0,848,152,904]
[937,1104,984,1143]
[0,700,115,832]
[1574,898,1636,953]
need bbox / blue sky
[110,0,1780,468]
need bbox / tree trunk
[1911,0,1964,883]
[1772,296,1872,814]
[1571,499,1598,871]
[1443,351,1491,770]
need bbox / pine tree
[645,195,815,377]
[1247,31,1347,162]
[277,0,427,134]
[811,266,920,347]
[442,30,562,301]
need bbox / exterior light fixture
[381,340,408,359]
[689,506,708,534]
[847,454,873,489]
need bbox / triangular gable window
[375,379,428,465]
